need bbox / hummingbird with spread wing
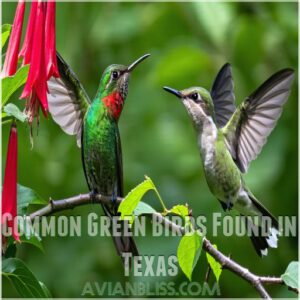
[164,64,294,256]
[47,53,150,265]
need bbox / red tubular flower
[3,0,59,126]
[2,123,20,243]
[20,1,48,121]
[18,1,38,65]
[19,0,60,123]
[45,1,59,79]
[2,0,25,77]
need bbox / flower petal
[45,1,59,79]
[19,1,38,65]
[21,0,48,113]
[2,0,25,77]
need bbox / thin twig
[29,193,297,299]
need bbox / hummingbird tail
[112,235,139,268]
[101,203,139,268]
[244,194,279,257]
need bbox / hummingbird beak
[163,86,182,99]
[126,54,151,72]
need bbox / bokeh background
[2,2,298,298]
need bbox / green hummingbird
[164,64,294,256]
[47,53,150,265]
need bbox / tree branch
[29,193,297,299]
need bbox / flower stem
[154,188,167,212]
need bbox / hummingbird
[47,53,150,265]
[164,64,294,256]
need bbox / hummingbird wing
[47,53,91,147]
[222,68,294,173]
[211,63,236,127]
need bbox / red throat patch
[102,91,124,120]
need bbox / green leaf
[134,201,156,217]
[281,261,298,289]
[18,219,44,253]
[3,103,27,122]
[39,281,52,298]
[1,111,13,125]
[1,112,13,126]
[17,184,48,215]
[2,258,51,298]
[5,212,44,253]
[206,244,222,282]
[3,242,17,259]
[177,230,203,281]
[15,185,47,252]
[20,235,44,253]
[118,176,156,221]
[2,64,29,105]
[2,24,12,49]
[2,119,13,126]
[170,204,189,217]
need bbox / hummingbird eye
[191,93,200,102]
[112,71,119,79]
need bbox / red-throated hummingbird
[47,53,150,265]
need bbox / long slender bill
[127,54,151,72]
[163,86,182,98]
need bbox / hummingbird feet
[89,190,98,203]
[111,192,118,207]
[111,192,119,215]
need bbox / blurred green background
[2,2,298,298]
